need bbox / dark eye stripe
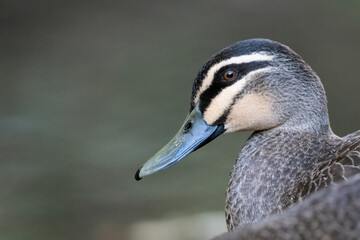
[198,61,272,113]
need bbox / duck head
[135,38,328,180]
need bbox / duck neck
[225,125,337,231]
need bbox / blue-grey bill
[135,105,224,181]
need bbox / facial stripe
[203,67,273,125]
[193,53,274,104]
[224,93,278,132]
[199,61,272,113]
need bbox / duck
[135,38,360,232]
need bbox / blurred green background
[1,0,360,239]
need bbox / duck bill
[135,105,224,181]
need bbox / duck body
[136,38,360,233]
[217,174,360,240]
[226,127,360,230]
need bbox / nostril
[183,121,193,133]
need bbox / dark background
[1,0,359,239]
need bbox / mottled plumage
[215,174,360,240]
[225,128,360,230]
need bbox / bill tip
[135,168,142,181]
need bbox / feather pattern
[215,174,360,240]
[225,130,360,230]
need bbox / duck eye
[224,70,236,81]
